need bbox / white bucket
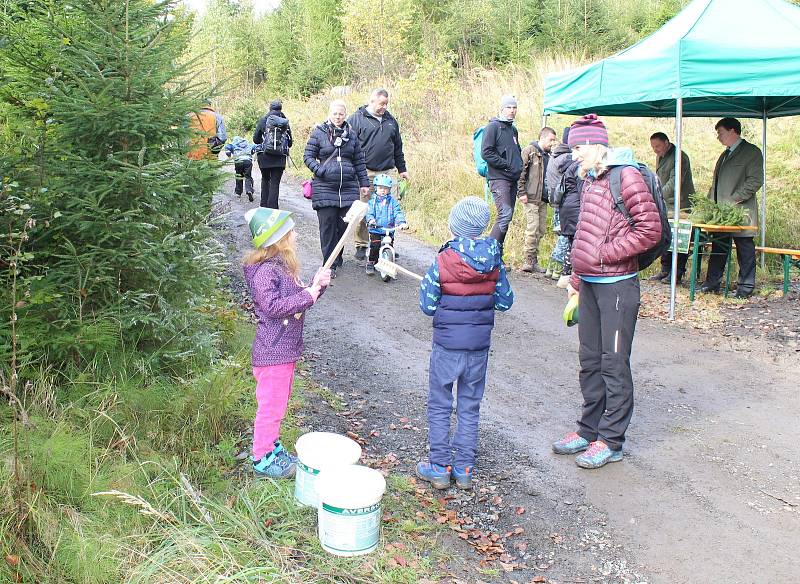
[294,432,362,507]
[316,464,387,557]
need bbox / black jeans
[577,277,640,451]
[368,232,393,264]
[234,159,253,196]
[316,206,350,269]
[488,179,515,249]
[704,235,756,292]
[260,167,284,209]
[660,250,690,277]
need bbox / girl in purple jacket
[243,208,331,478]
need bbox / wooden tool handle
[393,263,423,281]
[322,218,360,270]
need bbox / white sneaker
[556,274,571,289]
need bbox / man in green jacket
[648,132,695,283]
[700,118,764,299]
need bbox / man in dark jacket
[481,95,523,255]
[347,88,409,260]
[649,132,695,283]
[700,118,763,298]
[253,100,293,209]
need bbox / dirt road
[217,170,799,584]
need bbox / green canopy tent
[542,0,800,318]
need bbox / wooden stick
[375,257,423,281]
[322,200,369,270]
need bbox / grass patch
[1,315,448,583]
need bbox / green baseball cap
[245,207,295,249]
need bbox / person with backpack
[188,100,227,161]
[648,132,696,284]
[551,114,662,469]
[253,100,293,209]
[224,136,257,202]
[517,127,558,273]
[303,100,370,278]
[481,95,523,257]
[347,88,409,262]
[548,127,584,288]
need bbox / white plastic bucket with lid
[316,464,387,557]
[294,432,362,507]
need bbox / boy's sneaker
[545,262,554,277]
[365,263,375,275]
[452,466,474,490]
[575,441,623,469]
[552,432,590,455]
[247,192,254,202]
[551,266,563,281]
[415,461,451,490]
[355,247,367,261]
[253,443,296,479]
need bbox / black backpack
[258,115,289,156]
[608,163,671,271]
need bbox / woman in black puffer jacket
[304,100,370,275]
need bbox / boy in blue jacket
[364,174,408,275]
[416,196,514,490]
[225,136,257,202]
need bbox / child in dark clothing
[416,197,514,490]
[364,174,408,275]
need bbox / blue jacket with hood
[419,237,514,351]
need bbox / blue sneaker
[452,466,474,490]
[415,461,451,490]
[552,432,590,455]
[575,441,623,469]
[253,442,296,479]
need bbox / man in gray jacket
[649,132,695,283]
[700,118,764,298]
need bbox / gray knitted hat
[500,94,518,109]
[448,196,490,238]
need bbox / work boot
[355,247,367,261]
[520,258,535,273]
[648,271,669,281]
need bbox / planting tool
[374,258,423,281]
[322,200,369,270]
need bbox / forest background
[1,0,800,582]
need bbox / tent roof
[543,0,800,118]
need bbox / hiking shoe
[575,441,623,469]
[648,271,669,281]
[452,466,474,490]
[253,446,296,479]
[415,461,451,490]
[355,247,367,261]
[247,192,254,202]
[552,432,590,455]
[365,263,375,276]
[520,261,534,273]
[556,274,571,289]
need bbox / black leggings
[316,206,349,268]
[260,167,284,209]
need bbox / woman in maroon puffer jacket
[551,114,661,470]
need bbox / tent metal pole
[761,109,767,268]
[669,97,683,321]
[542,112,549,129]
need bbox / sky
[181,0,279,17]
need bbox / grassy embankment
[1,308,447,583]
[226,59,800,297]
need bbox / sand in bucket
[316,464,387,557]
[294,432,362,507]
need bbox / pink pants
[252,362,296,460]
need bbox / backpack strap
[608,166,637,229]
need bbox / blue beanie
[448,196,490,238]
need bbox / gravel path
[213,167,800,584]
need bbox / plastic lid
[316,464,387,508]
[295,432,362,471]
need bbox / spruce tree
[1,0,225,371]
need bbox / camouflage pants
[522,201,548,260]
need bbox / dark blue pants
[427,343,489,468]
